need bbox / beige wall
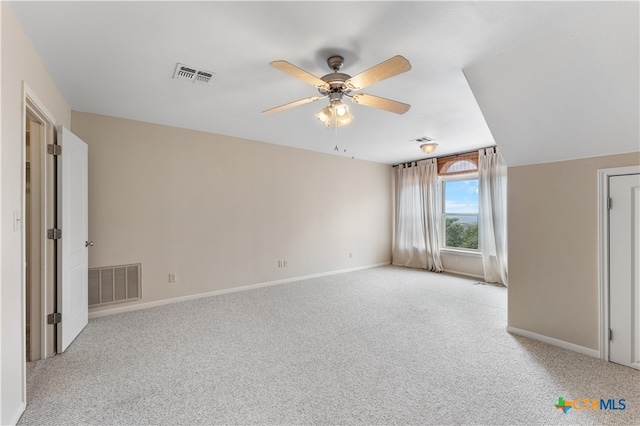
[441,252,484,279]
[71,112,392,312]
[1,3,71,424]
[508,152,640,350]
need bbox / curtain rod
[392,145,497,168]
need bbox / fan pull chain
[333,110,339,151]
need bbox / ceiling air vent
[173,63,216,87]
[410,136,434,143]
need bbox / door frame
[22,82,57,370]
[25,111,42,362]
[597,165,640,361]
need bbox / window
[441,174,479,251]
[438,155,479,251]
[442,177,479,250]
[438,153,478,176]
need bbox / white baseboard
[506,326,600,359]
[89,262,390,319]
[442,269,485,280]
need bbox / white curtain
[478,147,508,285]
[392,159,443,272]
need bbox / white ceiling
[10,1,639,165]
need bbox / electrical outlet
[168,273,176,283]
[283,260,288,267]
[349,252,353,258]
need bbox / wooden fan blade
[351,93,411,114]
[346,55,411,91]
[262,96,324,115]
[270,60,330,90]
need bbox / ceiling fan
[263,55,411,127]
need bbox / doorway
[23,89,56,362]
[598,166,640,369]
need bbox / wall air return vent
[88,263,142,307]
[173,63,216,87]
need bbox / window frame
[440,172,480,253]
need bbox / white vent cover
[173,63,216,87]
[410,136,434,143]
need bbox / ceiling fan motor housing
[319,73,352,96]
[317,55,352,96]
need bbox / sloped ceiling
[464,2,639,167]
[9,1,639,165]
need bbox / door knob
[85,241,94,247]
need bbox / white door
[609,173,640,369]
[57,127,89,353]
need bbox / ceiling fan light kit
[264,54,411,128]
[315,100,354,127]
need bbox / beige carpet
[19,266,640,425]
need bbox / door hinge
[607,197,612,210]
[47,312,62,325]
[47,228,62,240]
[609,328,613,341]
[47,144,62,155]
